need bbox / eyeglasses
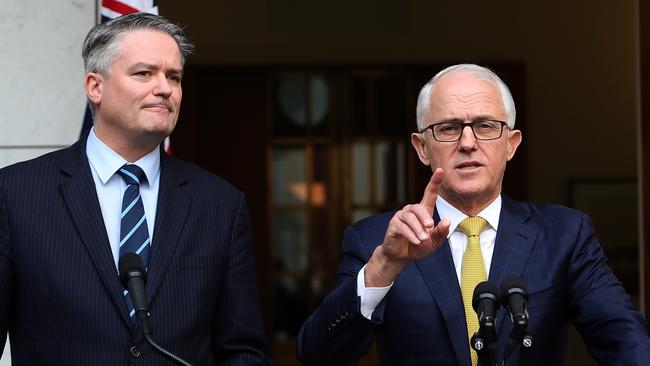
[420,120,508,142]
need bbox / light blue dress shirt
[86,128,161,267]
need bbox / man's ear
[84,72,103,105]
[411,133,431,166]
[506,129,522,161]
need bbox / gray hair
[415,64,516,130]
[82,12,194,76]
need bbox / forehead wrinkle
[436,93,498,115]
[439,90,494,105]
[128,62,160,70]
[429,87,505,122]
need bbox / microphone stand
[120,254,193,366]
[471,332,499,366]
[471,313,499,366]
[501,313,533,366]
[137,309,193,366]
[501,333,533,365]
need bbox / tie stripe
[121,193,141,219]
[458,216,489,366]
[135,238,151,255]
[119,215,147,246]
[117,164,151,320]
[119,168,141,184]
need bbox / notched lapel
[146,155,191,304]
[59,142,132,327]
[415,240,470,366]
[489,197,537,336]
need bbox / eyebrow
[127,63,183,76]
[437,115,497,123]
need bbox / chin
[451,184,493,201]
[145,120,176,136]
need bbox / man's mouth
[456,161,482,170]
[143,103,172,112]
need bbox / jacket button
[130,346,141,358]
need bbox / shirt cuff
[357,265,393,320]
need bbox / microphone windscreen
[472,281,499,311]
[118,252,146,285]
[500,277,528,300]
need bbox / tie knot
[458,216,488,237]
[118,164,146,186]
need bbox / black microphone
[500,277,533,362]
[500,277,529,340]
[471,281,500,366]
[472,281,500,342]
[118,253,193,366]
[119,253,149,323]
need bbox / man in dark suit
[297,64,650,365]
[0,13,270,365]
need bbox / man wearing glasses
[297,64,650,365]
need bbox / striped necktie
[117,164,151,319]
[458,216,488,366]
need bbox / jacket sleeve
[211,193,272,365]
[296,225,386,365]
[568,212,650,364]
[0,187,11,354]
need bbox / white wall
[0,0,95,363]
[0,0,94,166]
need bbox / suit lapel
[415,212,471,366]
[59,139,132,326]
[146,153,191,304]
[416,198,537,364]
[488,196,536,335]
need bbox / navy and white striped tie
[117,164,151,320]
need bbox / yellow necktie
[458,216,488,366]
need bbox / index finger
[420,168,444,215]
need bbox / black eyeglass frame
[420,120,509,142]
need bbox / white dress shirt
[86,128,161,267]
[357,195,502,319]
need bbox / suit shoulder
[505,197,588,227]
[0,147,71,183]
[165,156,243,198]
[347,211,395,237]
[523,201,584,219]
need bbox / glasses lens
[472,121,503,140]
[429,120,504,141]
[432,123,462,141]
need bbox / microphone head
[500,277,529,302]
[118,252,147,288]
[472,281,499,311]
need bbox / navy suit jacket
[0,137,271,365]
[297,196,650,365]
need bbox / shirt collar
[86,127,160,186]
[436,194,502,237]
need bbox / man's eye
[437,124,460,133]
[135,71,150,77]
[476,121,498,130]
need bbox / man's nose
[458,125,477,149]
[153,75,173,98]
